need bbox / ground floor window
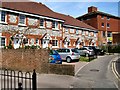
[36,38,39,45]
[52,40,58,46]
[0,37,5,46]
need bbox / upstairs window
[102,31,106,37]
[65,28,68,33]
[101,23,104,27]
[52,21,55,28]
[40,18,44,27]
[52,21,58,29]
[101,16,104,19]
[107,17,110,20]
[19,14,25,24]
[107,23,110,28]
[55,21,58,29]
[76,29,79,35]
[1,11,6,22]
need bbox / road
[116,58,120,77]
[72,55,119,89]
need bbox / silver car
[57,48,80,63]
[75,47,95,57]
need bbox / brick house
[0,2,98,49]
[77,6,120,46]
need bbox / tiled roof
[54,12,96,30]
[1,1,62,20]
[77,11,120,19]
[1,1,97,30]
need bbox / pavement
[37,61,89,88]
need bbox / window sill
[0,21,7,24]
[52,28,59,31]
[52,46,59,48]
[18,24,27,27]
[39,26,45,29]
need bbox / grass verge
[79,56,95,62]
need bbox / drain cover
[90,69,99,72]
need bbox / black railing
[0,69,37,90]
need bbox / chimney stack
[88,6,97,13]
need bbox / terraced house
[0,1,98,49]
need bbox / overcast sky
[34,1,119,18]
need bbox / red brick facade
[77,6,120,46]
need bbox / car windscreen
[50,50,58,55]
[71,49,79,53]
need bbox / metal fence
[0,69,37,90]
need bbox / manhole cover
[90,69,99,72]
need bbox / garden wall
[0,49,75,76]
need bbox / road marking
[112,58,120,81]
[75,62,89,76]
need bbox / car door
[82,48,88,55]
[61,49,67,60]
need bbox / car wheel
[85,53,89,57]
[66,57,71,63]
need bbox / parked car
[75,47,95,57]
[49,50,62,64]
[83,46,105,55]
[57,48,80,63]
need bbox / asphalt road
[116,58,120,76]
[73,55,118,89]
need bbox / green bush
[101,45,120,53]
[24,45,40,49]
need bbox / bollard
[32,69,37,90]
[18,82,23,90]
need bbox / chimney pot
[88,6,97,13]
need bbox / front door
[42,40,49,48]
[14,38,20,49]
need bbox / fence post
[32,69,37,90]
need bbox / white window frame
[76,29,79,35]
[0,36,6,48]
[70,29,74,33]
[107,32,112,37]
[65,28,68,33]
[52,21,59,30]
[101,23,104,27]
[18,14,26,26]
[0,11,7,24]
[36,38,39,45]
[107,23,110,28]
[52,40,58,48]
[40,18,45,28]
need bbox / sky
[33,1,119,18]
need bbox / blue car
[49,50,62,64]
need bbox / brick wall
[1,49,49,73]
[1,49,75,76]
